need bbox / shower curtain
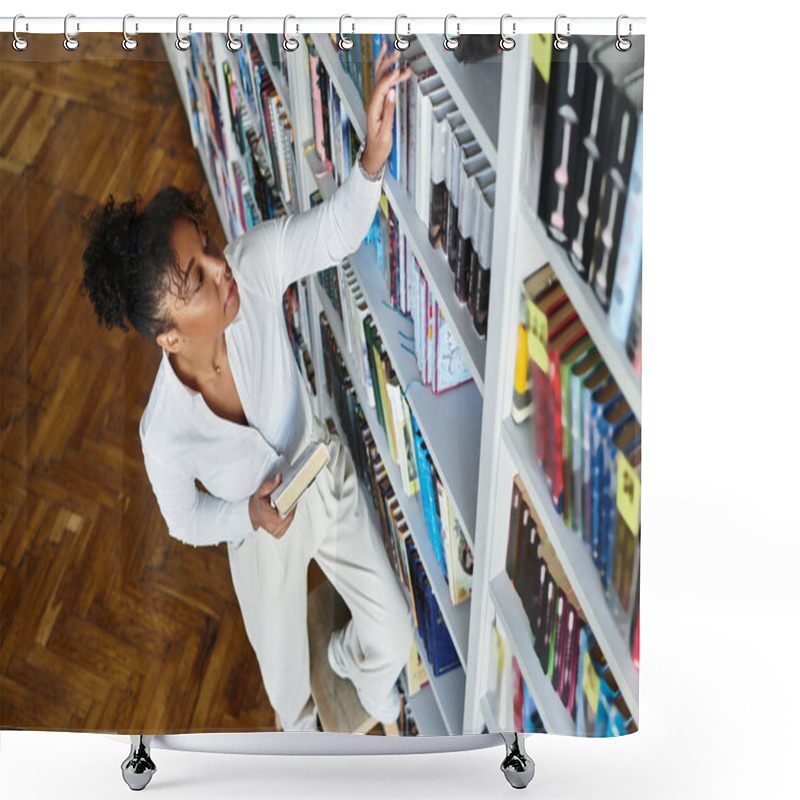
[0,24,644,745]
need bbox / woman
[81,43,415,732]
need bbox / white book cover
[270,440,330,518]
[415,80,447,222]
[408,57,438,200]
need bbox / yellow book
[406,640,429,696]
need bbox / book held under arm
[270,440,331,518]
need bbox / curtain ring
[122,15,138,51]
[339,15,354,51]
[175,14,191,51]
[394,15,410,50]
[554,14,570,51]
[227,15,243,52]
[12,15,29,51]
[282,15,299,52]
[616,15,632,51]
[443,14,460,51]
[64,13,79,51]
[499,14,516,51]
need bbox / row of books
[575,627,637,737]
[281,281,316,397]
[318,315,461,679]
[183,33,288,236]
[504,476,638,731]
[364,209,474,395]
[505,476,588,718]
[243,34,299,213]
[320,300,474,609]
[491,616,546,734]
[334,259,474,604]
[311,34,496,341]
[525,34,644,369]
[514,264,641,639]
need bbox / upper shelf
[314,281,472,671]
[416,35,502,169]
[501,415,639,725]
[309,149,481,555]
[310,32,488,394]
[519,201,642,421]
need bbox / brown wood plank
[0,32,392,739]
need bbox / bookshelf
[161,28,642,739]
[311,32,488,394]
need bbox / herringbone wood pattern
[0,33,337,734]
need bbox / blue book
[411,414,442,566]
[589,382,621,570]
[595,671,620,737]
[596,399,634,585]
[426,577,459,676]
[606,700,631,736]
[609,114,643,344]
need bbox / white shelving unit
[162,29,641,739]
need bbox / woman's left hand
[361,41,413,176]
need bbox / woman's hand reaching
[248,473,297,539]
[361,41,413,176]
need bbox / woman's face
[161,216,240,349]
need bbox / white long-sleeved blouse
[139,159,383,547]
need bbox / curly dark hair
[80,187,207,340]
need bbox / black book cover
[456,156,490,299]
[589,39,644,307]
[505,479,524,580]
[540,575,558,675]
[530,553,548,661]
[551,589,567,690]
[444,126,475,274]
[468,178,494,337]
[516,505,538,622]
[469,250,491,338]
[568,37,618,278]
[538,35,592,246]
[563,610,582,716]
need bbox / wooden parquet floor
[0,33,337,734]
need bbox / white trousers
[227,426,415,730]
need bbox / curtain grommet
[554,14,570,51]
[499,14,516,51]
[443,14,460,51]
[175,14,191,51]
[64,13,79,51]
[616,15,633,51]
[226,15,243,52]
[282,15,299,52]
[122,14,138,51]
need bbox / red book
[544,321,588,511]
[527,285,576,467]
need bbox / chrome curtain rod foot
[500,732,535,789]
[121,735,156,791]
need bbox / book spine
[538,36,589,246]
[590,80,638,309]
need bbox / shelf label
[582,652,600,712]
[527,301,549,373]
[531,35,553,83]
[616,451,641,535]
